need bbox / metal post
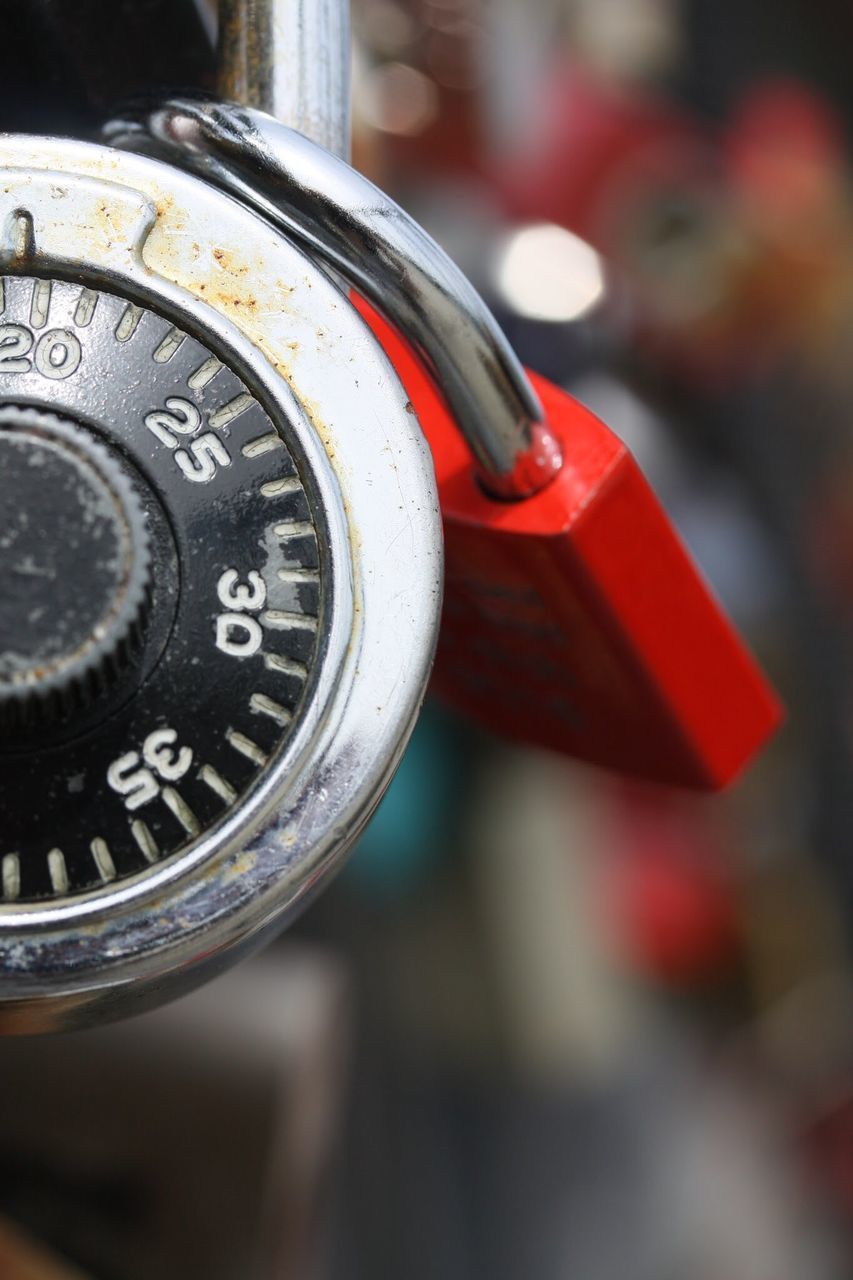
[218,0,351,159]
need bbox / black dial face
[0,275,328,903]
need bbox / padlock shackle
[218,0,352,161]
[105,97,563,499]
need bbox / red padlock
[359,301,782,790]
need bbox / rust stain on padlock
[221,850,258,884]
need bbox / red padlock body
[357,301,782,789]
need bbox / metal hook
[105,95,563,497]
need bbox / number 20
[0,324,81,380]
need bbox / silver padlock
[0,82,443,1029]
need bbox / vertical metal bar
[218,0,351,159]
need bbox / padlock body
[360,301,782,789]
[0,138,441,1031]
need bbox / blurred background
[3,0,853,1276]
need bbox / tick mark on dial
[261,476,302,498]
[277,568,319,584]
[199,764,238,805]
[227,730,268,767]
[188,355,221,389]
[2,854,20,901]
[153,327,186,363]
[131,819,159,864]
[74,288,97,327]
[115,303,143,342]
[250,693,292,726]
[210,393,254,430]
[262,611,318,632]
[265,653,308,679]
[161,787,201,836]
[273,521,315,539]
[30,279,51,329]
[47,847,68,895]
[242,433,282,459]
[91,838,117,883]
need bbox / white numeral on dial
[142,728,193,782]
[217,569,267,613]
[215,568,268,659]
[144,397,200,446]
[176,433,231,483]
[34,329,82,380]
[0,324,33,372]
[108,728,194,812]
[107,753,160,812]
[0,324,81,379]
[144,397,231,484]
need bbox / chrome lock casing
[0,135,442,1032]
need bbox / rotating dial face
[0,275,329,904]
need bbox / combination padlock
[0,133,440,1030]
[113,96,782,791]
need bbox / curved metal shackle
[103,97,564,499]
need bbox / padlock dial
[0,275,329,903]
[0,407,152,731]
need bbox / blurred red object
[802,1091,853,1220]
[602,785,741,983]
[725,80,846,222]
[492,67,853,387]
[359,298,782,789]
[493,65,709,253]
